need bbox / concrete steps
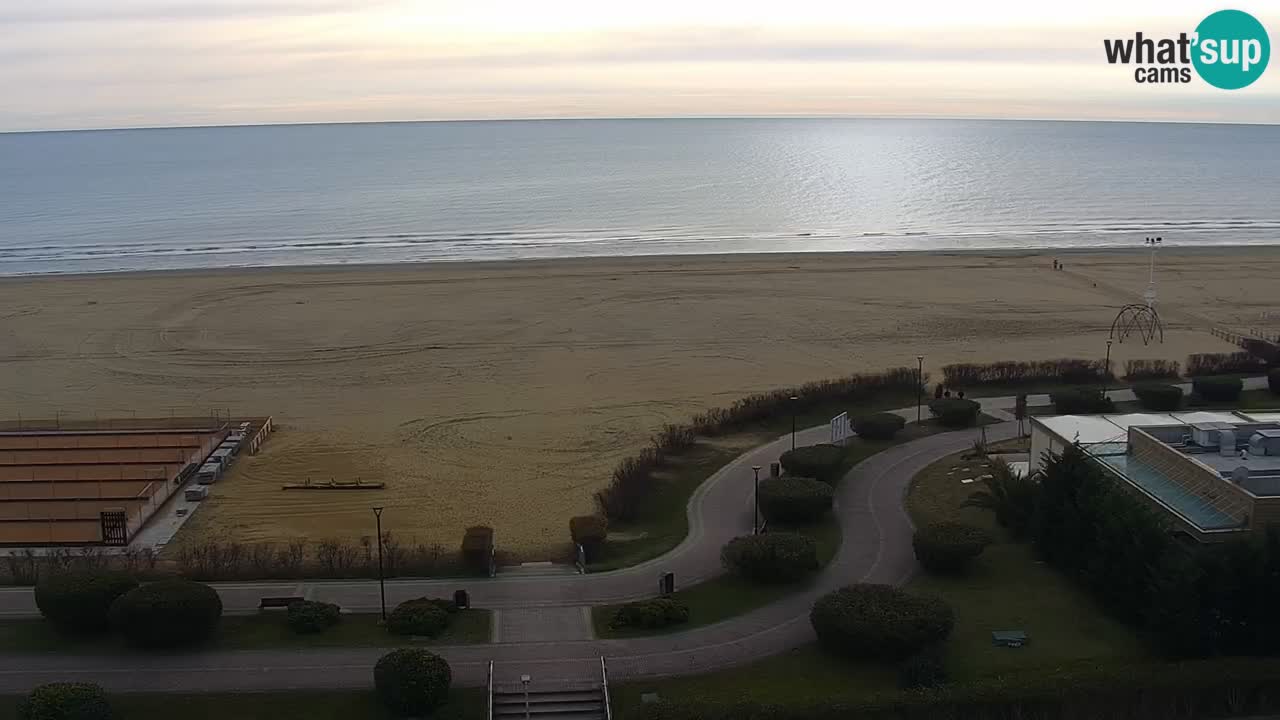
[493,682,606,720]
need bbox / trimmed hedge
[1124,358,1181,381]
[721,533,819,584]
[33,571,138,635]
[853,413,906,441]
[757,477,833,524]
[373,648,452,716]
[1187,351,1266,377]
[286,600,341,634]
[569,515,608,561]
[19,682,113,720]
[912,522,991,575]
[461,525,493,575]
[928,398,980,427]
[810,584,954,661]
[1192,375,1244,402]
[387,598,450,637]
[1133,383,1184,411]
[109,579,222,648]
[1269,367,1280,395]
[779,444,845,483]
[1049,388,1114,415]
[609,597,689,630]
[942,358,1108,387]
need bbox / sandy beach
[0,248,1275,558]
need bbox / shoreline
[0,243,1274,284]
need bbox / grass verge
[591,519,840,639]
[0,609,491,653]
[0,689,484,720]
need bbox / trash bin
[659,572,675,596]
[454,589,470,609]
[770,462,781,478]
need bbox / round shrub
[569,515,608,561]
[899,647,948,689]
[810,584,954,660]
[928,398,981,428]
[19,682,112,720]
[721,532,819,583]
[779,443,845,483]
[853,413,906,441]
[374,648,452,716]
[286,600,341,634]
[912,522,992,575]
[1133,383,1184,411]
[387,598,449,637]
[758,476,833,524]
[1192,375,1244,402]
[1049,388,1114,415]
[109,579,222,648]
[609,597,689,630]
[34,571,138,635]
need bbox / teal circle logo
[1192,9,1270,89]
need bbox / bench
[259,596,305,610]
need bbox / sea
[1,118,1277,276]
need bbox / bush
[721,533,819,583]
[19,682,113,720]
[1187,352,1266,377]
[853,413,906,441]
[1133,383,1184,411]
[109,579,222,648]
[374,648,451,716]
[928,398,981,427]
[609,597,689,630]
[387,598,450,637]
[779,444,846,483]
[34,571,138,635]
[899,646,948,689]
[569,515,608,561]
[912,522,991,575]
[461,525,493,575]
[810,584,954,660]
[1192,376,1244,402]
[961,458,1036,539]
[1049,388,1114,414]
[942,358,1108,387]
[1269,368,1280,396]
[286,600,341,634]
[1125,359,1181,381]
[758,477,833,524]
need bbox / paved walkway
[0,380,1268,693]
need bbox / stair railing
[486,660,494,720]
[600,656,613,720]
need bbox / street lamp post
[752,465,761,535]
[916,355,925,424]
[373,506,387,622]
[1104,340,1113,394]
[790,396,799,451]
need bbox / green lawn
[1110,387,1279,414]
[0,609,491,653]
[0,689,484,720]
[592,519,841,639]
[905,451,1150,680]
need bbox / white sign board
[830,412,851,445]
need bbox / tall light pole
[373,506,386,622]
[1104,340,1113,394]
[916,355,925,424]
[789,396,799,451]
[1144,236,1162,308]
[751,465,761,535]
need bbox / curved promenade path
[0,377,1264,693]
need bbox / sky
[1,0,1278,132]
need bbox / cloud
[0,0,385,24]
